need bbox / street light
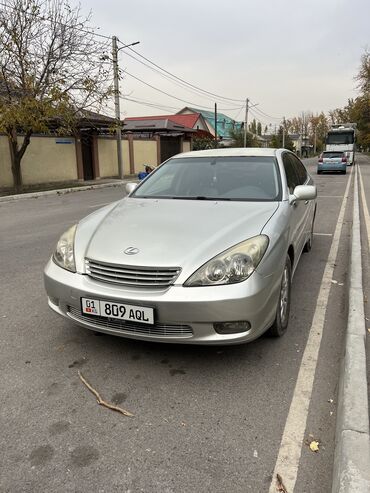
[112,37,140,179]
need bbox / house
[177,107,243,145]
[123,117,195,164]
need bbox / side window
[290,154,308,185]
[282,153,299,193]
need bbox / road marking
[269,167,353,493]
[313,233,332,236]
[358,164,370,249]
[87,202,110,209]
[317,195,343,198]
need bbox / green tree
[192,135,215,150]
[270,126,294,151]
[229,128,257,147]
[249,118,257,134]
[257,121,262,136]
[0,0,112,192]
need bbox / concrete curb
[0,180,132,203]
[332,166,370,492]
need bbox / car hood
[79,198,279,274]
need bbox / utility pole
[214,103,218,148]
[112,36,140,179]
[243,98,249,147]
[282,117,286,148]
[314,126,317,154]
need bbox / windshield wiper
[171,196,231,201]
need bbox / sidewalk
[0,177,136,203]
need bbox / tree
[249,118,257,134]
[257,121,262,136]
[0,0,112,191]
[229,127,257,147]
[192,135,215,150]
[270,126,294,151]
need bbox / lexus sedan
[44,148,317,345]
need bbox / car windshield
[133,156,281,201]
[323,152,343,158]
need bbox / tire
[317,170,322,174]
[267,255,292,337]
[342,170,347,174]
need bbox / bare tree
[0,0,112,191]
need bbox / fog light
[213,321,251,334]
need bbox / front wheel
[267,255,292,337]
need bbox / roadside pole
[112,36,123,180]
[112,37,140,180]
[243,98,249,147]
[214,103,218,148]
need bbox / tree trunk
[7,128,32,193]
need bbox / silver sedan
[44,148,317,344]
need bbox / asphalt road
[1,155,369,493]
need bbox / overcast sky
[76,0,369,126]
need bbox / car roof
[172,147,279,159]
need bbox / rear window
[323,152,343,158]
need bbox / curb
[0,180,132,203]
[332,165,370,492]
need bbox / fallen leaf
[309,440,320,452]
[276,474,287,492]
[331,280,338,284]
[253,449,258,458]
[328,398,334,403]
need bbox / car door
[282,153,305,270]
[289,153,314,254]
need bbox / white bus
[325,123,356,165]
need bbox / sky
[75,0,369,127]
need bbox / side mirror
[289,185,317,204]
[125,182,137,195]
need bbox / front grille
[85,259,181,288]
[67,306,193,338]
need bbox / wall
[133,140,157,173]
[97,137,131,177]
[0,136,13,187]
[0,135,77,187]
[182,140,191,153]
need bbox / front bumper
[44,259,281,345]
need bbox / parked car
[44,148,317,345]
[317,151,347,174]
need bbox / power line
[119,48,242,108]
[0,0,111,43]
[124,71,244,112]
[119,39,246,104]
[123,96,181,113]
[249,102,283,121]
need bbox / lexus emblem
[124,247,140,255]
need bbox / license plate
[81,298,154,325]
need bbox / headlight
[184,235,269,286]
[53,224,77,272]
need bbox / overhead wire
[119,39,246,104]
[0,1,285,121]
[124,71,244,112]
[118,48,242,108]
